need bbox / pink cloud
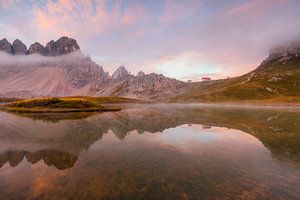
[31,0,147,44]
[144,51,258,80]
[160,0,203,25]
[0,0,17,9]
[223,0,288,18]
[122,2,146,25]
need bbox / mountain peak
[28,42,46,55]
[12,39,27,55]
[1,38,9,42]
[0,38,13,54]
[137,71,145,77]
[45,36,80,56]
[0,36,80,56]
[112,66,129,80]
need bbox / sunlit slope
[171,55,300,102]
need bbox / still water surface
[0,104,300,199]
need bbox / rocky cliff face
[0,37,186,100]
[65,56,109,89]
[0,36,80,56]
[45,37,80,56]
[12,39,27,55]
[112,66,130,80]
[0,38,12,54]
[105,72,187,100]
[28,42,46,55]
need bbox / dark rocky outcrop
[0,36,80,56]
[12,39,27,55]
[28,42,46,55]
[45,37,80,56]
[0,38,13,54]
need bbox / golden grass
[0,97,124,113]
[0,107,121,113]
[0,98,19,103]
[59,96,148,104]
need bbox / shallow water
[0,104,300,200]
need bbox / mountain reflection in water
[0,104,300,199]
[0,150,77,170]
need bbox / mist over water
[0,104,300,199]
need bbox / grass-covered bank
[65,96,148,104]
[0,97,129,113]
[0,98,19,104]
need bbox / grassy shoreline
[1,96,300,114]
[0,97,125,113]
[0,106,121,113]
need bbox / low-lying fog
[0,51,89,66]
[124,103,300,112]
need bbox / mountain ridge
[1,36,300,102]
[0,36,187,100]
[0,36,80,56]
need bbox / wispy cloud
[222,0,287,18]
[0,0,18,9]
[31,0,146,42]
[160,0,203,25]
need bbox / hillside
[171,42,300,103]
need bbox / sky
[0,0,300,81]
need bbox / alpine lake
[0,104,300,200]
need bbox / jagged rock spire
[28,42,46,55]
[0,38,13,54]
[112,66,130,80]
[45,36,80,56]
[12,39,27,55]
[0,36,80,56]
